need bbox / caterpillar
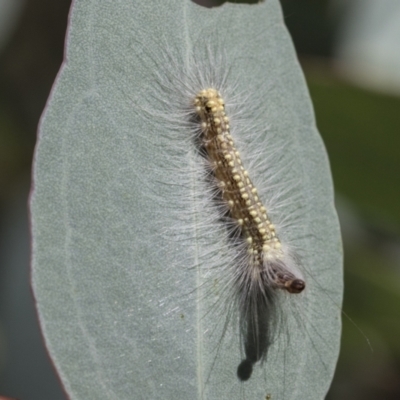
[194,88,305,380]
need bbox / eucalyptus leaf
[30,1,343,399]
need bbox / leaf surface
[31,1,343,399]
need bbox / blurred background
[0,0,399,399]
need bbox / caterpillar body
[194,88,305,381]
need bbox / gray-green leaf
[30,1,343,399]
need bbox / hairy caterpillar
[193,88,305,381]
